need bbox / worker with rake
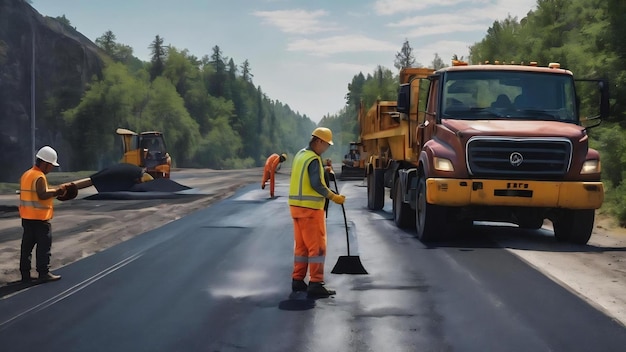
[288,127,345,298]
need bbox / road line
[0,253,143,330]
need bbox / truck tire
[415,176,446,241]
[367,169,384,210]
[552,209,595,244]
[393,178,415,229]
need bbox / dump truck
[116,128,172,178]
[364,61,610,244]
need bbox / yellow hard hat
[311,127,333,145]
[280,153,287,161]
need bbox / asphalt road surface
[1,179,625,351]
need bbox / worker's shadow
[278,292,316,311]
[0,279,44,298]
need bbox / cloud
[252,9,339,35]
[412,39,473,65]
[287,35,397,56]
[405,23,486,37]
[374,0,480,15]
[324,62,380,75]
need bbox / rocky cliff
[0,0,105,182]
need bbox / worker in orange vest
[19,146,67,283]
[261,153,287,198]
[288,127,345,298]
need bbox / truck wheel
[367,169,384,210]
[552,209,595,244]
[415,176,445,241]
[393,178,415,229]
[517,218,544,230]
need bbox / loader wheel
[393,178,415,229]
[415,176,446,242]
[552,209,594,244]
[367,169,384,210]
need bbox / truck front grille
[466,137,572,179]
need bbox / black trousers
[20,219,52,277]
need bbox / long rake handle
[332,174,351,256]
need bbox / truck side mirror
[599,79,610,119]
[397,84,410,114]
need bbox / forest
[50,0,626,223]
[52,22,317,171]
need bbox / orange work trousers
[261,154,280,197]
[290,206,327,283]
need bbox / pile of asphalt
[85,178,193,200]
[129,178,191,192]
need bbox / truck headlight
[434,157,454,172]
[581,160,601,174]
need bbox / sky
[32,0,538,123]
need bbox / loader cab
[116,128,171,179]
[339,142,366,180]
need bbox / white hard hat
[36,146,60,167]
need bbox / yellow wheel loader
[116,128,172,178]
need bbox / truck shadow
[413,222,626,253]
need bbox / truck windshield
[441,70,577,122]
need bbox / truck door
[419,76,439,146]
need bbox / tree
[361,66,397,109]
[55,15,72,28]
[345,72,365,111]
[143,77,200,166]
[95,30,117,56]
[394,39,416,70]
[208,45,226,97]
[63,63,140,169]
[432,53,447,70]
[149,35,167,81]
[241,59,253,82]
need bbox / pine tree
[394,39,416,70]
[149,35,167,81]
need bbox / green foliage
[143,77,200,166]
[149,35,166,81]
[55,15,72,29]
[52,25,315,171]
[194,115,242,168]
[360,66,398,109]
[63,62,140,169]
[589,124,626,188]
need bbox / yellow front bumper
[426,178,604,209]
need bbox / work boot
[307,282,336,298]
[38,272,61,282]
[292,279,308,292]
[21,275,35,283]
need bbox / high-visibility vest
[19,167,54,220]
[288,149,326,209]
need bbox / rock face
[0,0,105,182]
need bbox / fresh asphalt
[0,180,625,351]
